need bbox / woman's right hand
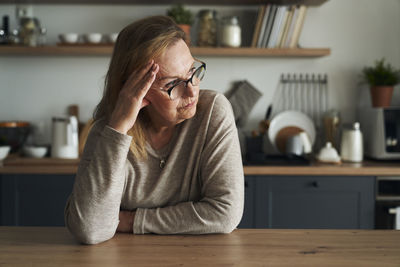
[108,60,159,134]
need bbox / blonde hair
[93,16,186,159]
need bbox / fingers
[140,97,150,109]
[136,63,159,97]
[126,60,155,86]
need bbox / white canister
[220,16,241,48]
[340,122,363,162]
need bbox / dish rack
[271,73,328,149]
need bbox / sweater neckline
[145,122,182,160]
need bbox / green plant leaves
[167,4,193,25]
[362,58,400,86]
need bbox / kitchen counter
[1,156,400,176]
[0,227,399,266]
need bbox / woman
[64,16,244,245]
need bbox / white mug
[298,131,312,154]
[286,135,303,156]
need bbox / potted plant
[167,4,193,45]
[362,58,400,107]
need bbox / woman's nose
[184,82,197,98]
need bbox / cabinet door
[238,176,256,228]
[255,176,375,229]
[1,174,74,226]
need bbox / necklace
[159,158,166,169]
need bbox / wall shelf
[0,0,328,6]
[0,45,330,57]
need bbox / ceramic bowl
[0,121,31,153]
[23,145,48,158]
[0,146,11,161]
[317,142,341,163]
[84,33,103,44]
[58,33,79,44]
[107,33,118,43]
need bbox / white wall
[1,0,400,144]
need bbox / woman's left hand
[116,210,135,233]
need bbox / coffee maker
[358,107,400,159]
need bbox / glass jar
[220,16,241,48]
[38,27,47,46]
[197,10,217,47]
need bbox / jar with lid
[196,10,218,47]
[220,16,241,48]
[323,109,340,149]
[340,122,364,163]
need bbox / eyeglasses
[157,60,206,100]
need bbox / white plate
[268,110,316,152]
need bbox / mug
[298,131,312,154]
[285,135,303,156]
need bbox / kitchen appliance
[340,122,363,163]
[375,176,400,229]
[51,116,78,159]
[358,107,400,159]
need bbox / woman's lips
[183,101,195,109]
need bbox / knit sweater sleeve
[133,94,244,234]
[64,121,132,244]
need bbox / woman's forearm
[65,124,132,244]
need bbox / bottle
[38,27,47,46]
[196,10,218,47]
[323,110,340,150]
[340,122,363,163]
[220,16,241,48]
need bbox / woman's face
[145,39,199,127]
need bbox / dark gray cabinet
[238,176,256,228]
[0,174,74,226]
[238,175,375,229]
[1,174,375,229]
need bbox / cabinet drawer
[254,176,375,229]
[267,176,373,191]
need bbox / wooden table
[1,227,399,266]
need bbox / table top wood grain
[1,227,399,266]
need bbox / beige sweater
[65,90,244,244]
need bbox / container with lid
[220,16,241,48]
[340,122,363,162]
[196,10,218,47]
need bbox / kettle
[51,116,78,159]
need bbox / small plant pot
[178,24,191,45]
[370,86,394,107]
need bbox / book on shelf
[251,5,266,47]
[260,5,277,48]
[278,6,295,48]
[287,5,308,48]
[252,4,309,49]
[283,5,300,48]
[257,5,271,48]
[267,6,289,48]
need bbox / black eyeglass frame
[163,60,206,100]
